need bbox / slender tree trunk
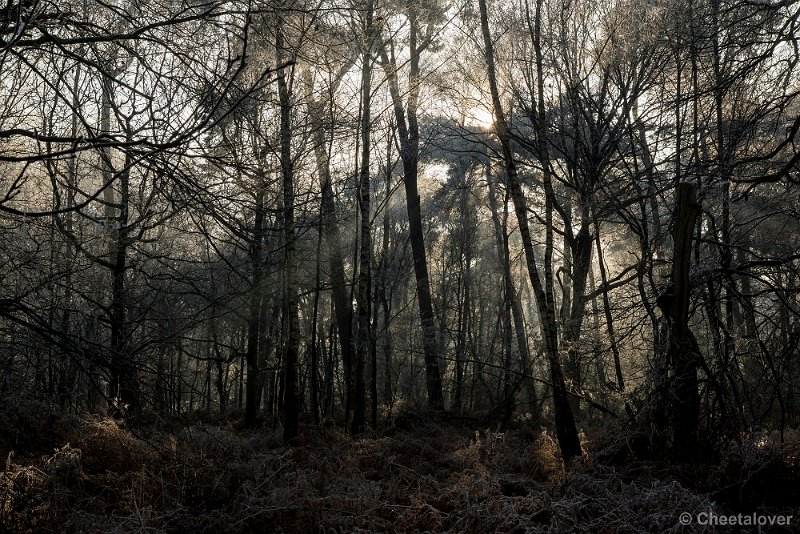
[379,134,394,410]
[591,209,625,395]
[486,171,523,423]
[204,358,212,411]
[489,171,538,417]
[710,0,744,432]
[325,319,336,418]
[379,21,444,409]
[310,206,323,425]
[170,340,179,413]
[213,343,227,413]
[100,75,136,410]
[370,259,380,428]
[453,269,465,413]
[738,247,757,339]
[111,160,134,409]
[156,347,166,412]
[501,261,515,426]
[244,191,265,428]
[277,27,300,444]
[380,206,394,407]
[353,2,374,434]
[452,208,468,413]
[481,0,581,461]
[303,68,357,424]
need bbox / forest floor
[0,401,798,533]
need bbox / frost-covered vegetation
[2,401,798,533]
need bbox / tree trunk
[370,259,380,428]
[379,198,394,407]
[100,73,136,411]
[244,191,265,428]
[303,68,357,425]
[662,182,701,458]
[379,20,444,409]
[562,210,593,417]
[352,2,374,435]
[593,227,623,394]
[481,0,582,461]
[277,27,300,444]
[486,171,522,423]
[310,204,323,424]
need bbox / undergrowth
[0,400,797,533]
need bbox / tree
[477,0,581,461]
[352,0,376,435]
[0,0,258,413]
[657,183,701,457]
[379,2,446,409]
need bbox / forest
[1,0,799,531]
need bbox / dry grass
[0,401,797,533]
